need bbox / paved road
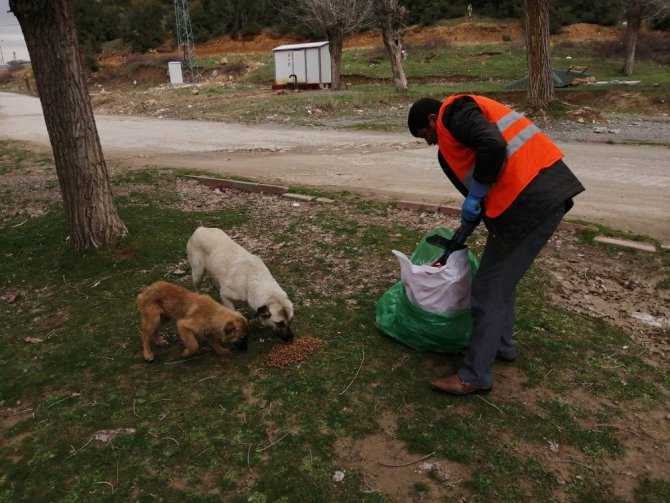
[1,92,668,242]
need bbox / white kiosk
[272,41,331,89]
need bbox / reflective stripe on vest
[462,117,542,180]
[506,124,541,158]
[436,94,563,218]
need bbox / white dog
[186,226,294,341]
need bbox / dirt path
[1,92,668,242]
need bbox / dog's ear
[256,305,271,318]
[282,300,294,321]
[224,318,248,335]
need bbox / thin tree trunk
[374,0,408,93]
[10,0,127,251]
[523,0,554,108]
[383,35,407,92]
[623,6,643,76]
[328,32,344,90]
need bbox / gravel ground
[544,112,670,145]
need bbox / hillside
[169,21,621,57]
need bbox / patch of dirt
[196,32,303,56]
[0,404,34,430]
[335,411,471,501]
[0,159,60,223]
[402,20,523,47]
[493,368,670,502]
[600,91,659,110]
[335,365,669,502]
[539,232,670,366]
[554,23,621,42]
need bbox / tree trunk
[523,0,554,108]
[382,35,407,93]
[376,0,408,93]
[9,0,128,251]
[623,5,643,76]
[328,31,345,90]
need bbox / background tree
[187,0,212,42]
[522,0,554,108]
[72,0,131,71]
[123,0,169,52]
[281,0,373,90]
[68,0,652,61]
[9,0,128,251]
[621,0,669,75]
[373,0,408,92]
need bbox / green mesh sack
[375,227,479,353]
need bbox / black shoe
[495,353,516,363]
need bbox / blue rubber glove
[461,179,491,223]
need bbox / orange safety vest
[437,94,564,218]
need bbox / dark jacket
[439,96,585,253]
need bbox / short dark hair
[407,97,442,137]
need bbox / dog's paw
[143,352,155,362]
[181,347,198,358]
[154,337,169,346]
[213,347,232,358]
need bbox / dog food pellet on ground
[264,336,325,367]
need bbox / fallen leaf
[93,428,136,444]
[7,291,22,304]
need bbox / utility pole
[0,40,5,65]
[173,0,199,83]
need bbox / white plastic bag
[391,249,472,314]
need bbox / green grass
[1,144,669,501]
[0,146,51,175]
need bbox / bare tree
[522,0,554,108]
[9,0,128,251]
[621,0,669,76]
[282,0,373,90]
[373,0,408,93]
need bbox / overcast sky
[0,0,29,63]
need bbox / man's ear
[428,113,438,126]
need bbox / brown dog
[137,281,248,362]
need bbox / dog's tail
[186,240,205,291]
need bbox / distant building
[272,42,331,89]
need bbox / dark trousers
[458,205,566,387]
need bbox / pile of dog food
[264,336,325,367]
